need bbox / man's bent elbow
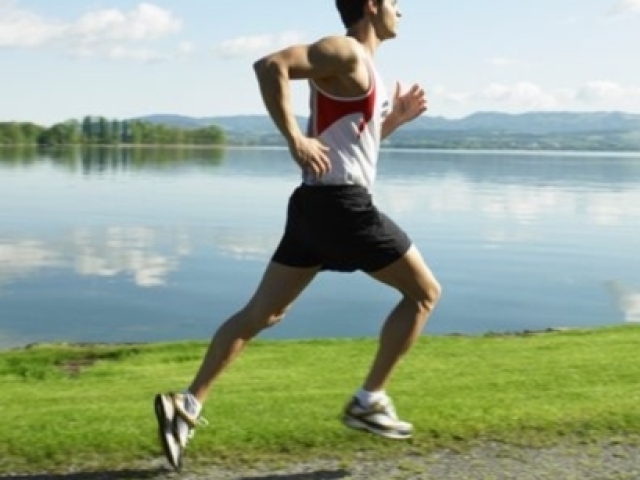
[253,55,282,80]
[252,57,268,75]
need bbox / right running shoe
[342,395,413,440]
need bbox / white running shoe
[154,393,182,470]
[172,392,208,448]
[154,392,208,470]
[342,395,413,440]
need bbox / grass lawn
[1,325,639,474]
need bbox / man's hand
[288,136,331,178]
[391,81,427,125]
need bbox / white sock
[183,390,202,416]
[356,388,387,407]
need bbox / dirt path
[3,441,640,480]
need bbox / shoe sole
[342,416,413,440]
[154,394,182,471]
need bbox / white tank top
[302,49,389,190]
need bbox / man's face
[371,0,402,40]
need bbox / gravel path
[3,441,640,480]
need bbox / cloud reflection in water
[605,281,640,323]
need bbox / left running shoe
[154,392,208,470]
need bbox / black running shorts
[271,184,412,273]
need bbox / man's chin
[381,30,398,41]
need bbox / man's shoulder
[315,35,359,47]
[313,35,363,59]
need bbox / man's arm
[381,82,428,140]
[381,111,404,140]
[253,36,359,177]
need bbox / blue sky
[1,0,639,125]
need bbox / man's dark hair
[335,0,383,29]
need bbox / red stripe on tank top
[312,84,377,137]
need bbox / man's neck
[346,26,381,57]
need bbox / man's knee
[241,301,289,331]
[415,276,442,315]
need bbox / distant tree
[189,125,225,145]
[63,119,81,144]
[111,119,121,144]
[98,117,110,144]
[130,121,144,144]
[38,124,65,146]
[121,120,130,143]
[82,116,93,142]
[23,123,45,144]
[0,117,227,147]
[0,123,24,144]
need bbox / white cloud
[433,81,640,114]
[71,4,180,43]
[0,0,64,47]
[432,86,471,104]
[481,82,559,110]
[576,81,640,104]
[433,82,560,113]
[608,0,640,16]
[0,1,181,61]
[214,31,306,59]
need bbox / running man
[155,0,442,470]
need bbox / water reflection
[0,240,61,290]
[605,281,640,323]
[71,227,191,287]
[0,329,30,350]
[0,148,639,346]
[0,227,280,291]
[0,146,40,165]
[0,228,190,289]
[213,230,280,261]
[377,181,640,227]
[379,150,640,188]
[0,146,226,173]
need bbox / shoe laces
[186,416,209,439]
[377,396,398,420]
[174,393,209,439]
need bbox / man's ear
[365,0,380,16]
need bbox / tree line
[0,117,226,146]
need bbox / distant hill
[407,111,640,134]
[131,114,205,129]
[135,111,640,134]
[133,111,640,151]
[133,114,306,132]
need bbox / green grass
[1,325,640,474]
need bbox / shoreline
[2,143,640,155]
[4,324,637,353]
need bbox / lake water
[1,146,639,349]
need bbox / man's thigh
[366,245,440,303]
[246,261,320,316]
